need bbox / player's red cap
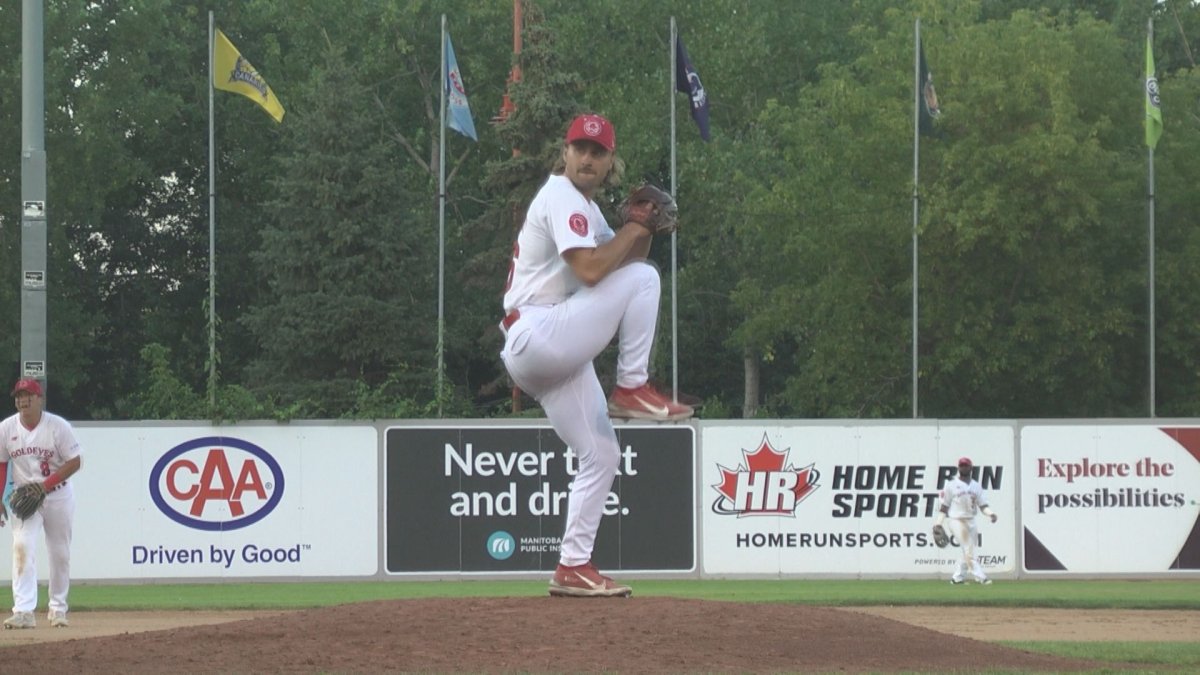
[565,113,615,151]
[957,456,973,466]
[10,378,43,397]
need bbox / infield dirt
[1,598,1189,672]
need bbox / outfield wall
[1,419,1196,583]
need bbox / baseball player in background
[0,379,83,628]
[500,113,691,598]
[935,456,996,585]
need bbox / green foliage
[1007,641,1200,668]
[915,10,1146,417]
[457,0,590,414]
[3,0,1200,420]
[135,344,207,419]
[243,35,434,415]
[136,343,274,421]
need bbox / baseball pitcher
[499,113,690,598]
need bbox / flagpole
[911,18,921,419]
[1147,17,1156,417]
[437,14,448,417]
[669,16,679,403]
[207,10,217,410]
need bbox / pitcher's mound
[3,597,1106,673]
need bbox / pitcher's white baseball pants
[501,262,660,565]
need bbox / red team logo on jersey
[149,437,285,531]
[568,212,589,236]
[711,434,821,516]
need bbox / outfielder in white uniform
[500,113,692,598]
[935,456,996,585]
[0,379,82,628]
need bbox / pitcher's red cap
[565,114,615,151]
[958,456,973,466]
[10,378,43,397]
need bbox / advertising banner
[385,425,695,574]
[702,424,1016,576]
[1021,425,1200,572]
[0,425,379,580]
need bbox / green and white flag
[1145,35,1162,149]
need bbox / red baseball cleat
[607,382,694,421]
[548,562,632,598]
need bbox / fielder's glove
[9,483,46,520]
[619,184,678,235]
[931,524,950,548]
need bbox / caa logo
[149,437,285,531]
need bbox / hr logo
[712,435,820,517]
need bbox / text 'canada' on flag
[212,29,285,123]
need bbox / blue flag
[445,33,477,141]
[675,35,710,141]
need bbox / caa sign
[149,436,285,531]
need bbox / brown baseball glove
[932,524,950,548]
[9,483,46,520]
[618,184,678,235]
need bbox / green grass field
[42,579,1200,671]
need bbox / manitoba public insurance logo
[487,531,515,560]
[711,435,820,517]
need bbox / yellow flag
[213,29,285,123]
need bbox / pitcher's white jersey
[0,412,81,487]
[503,174,614,312]
[939,477,988,519]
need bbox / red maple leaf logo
[712,435,820,517]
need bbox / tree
[5,0,1200,420]
[457,0,591,414]
[242,37,431,415]
[917,10,1145,416]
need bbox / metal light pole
[21,0,49,393]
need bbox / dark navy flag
[918,38,940,137]
[675,35,710,141]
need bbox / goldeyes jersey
[503,174,615,312]
[0,412,81,486]
[939,477,988,519]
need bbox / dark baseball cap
[10,378,43,397]
[565,113,615,151]
[958,456,973,467]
